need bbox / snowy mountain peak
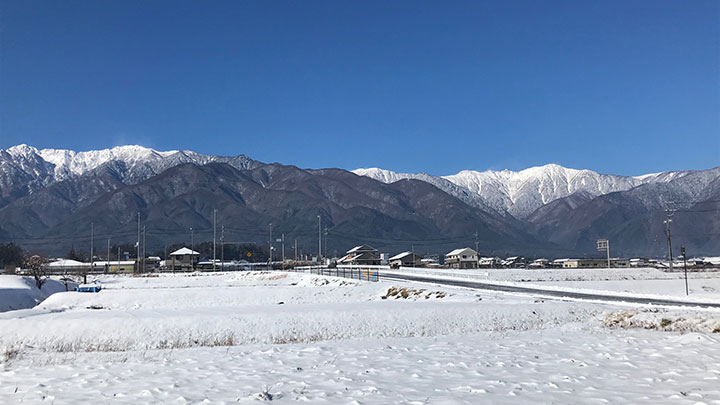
[5,144,40,158]
[352,167,415,183]
[355,163,696,218]
[36,145,179,178]
[0,144,262,202]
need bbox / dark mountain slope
[527,168,720,256]
[5,162,558,256]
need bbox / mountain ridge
[1,144,717,256]
[354,164,699,218]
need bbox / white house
[478,257,501,268]
[165,247,200,272]
[337,245,381,266]
[445,247,478,269]
[388,251,422,268]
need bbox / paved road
[382,271,720,309]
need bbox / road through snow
[382,271,720,309]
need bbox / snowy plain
[0,270,719,404]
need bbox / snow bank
[0,276,72,312]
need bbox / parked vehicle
[76,284,102,293]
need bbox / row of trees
[0,242,25,273]
[1,243,48,288]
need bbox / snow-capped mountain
[5,144,259,181]
[352,168,506,215]
[0,144,717,256]
[0,144,260,207]
[354,164,691,218]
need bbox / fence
[292,265,382,282]
[291,264,498,283]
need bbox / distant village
[13,243,720,277]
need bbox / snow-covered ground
[1,271,719,403]
[389,266,720,300]
[0,275,74,312]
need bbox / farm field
[0,271,719,403]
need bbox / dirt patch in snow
[381,287,447,300]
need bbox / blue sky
[1,0,718,176]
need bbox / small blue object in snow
[76,285,102,293]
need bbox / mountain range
[1,144,718,258]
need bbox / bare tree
[26,255,48,290]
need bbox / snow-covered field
[389,266,720,300]
[1,271,719,403]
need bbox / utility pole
[269,223,273,265]
[664,208,674,271]
[281,233,285,265]
[294,239,298,263]
[324,227,328,259]
[213,209,217,272]
[90,222,94,272]
[474,231,479,256]
[190,227,194,271]
[107,238,110,273]
[142,226,146,273]
[221,225,225,271]
[136,212,140,274]
[317,215,322,263]
[681,245,688,295]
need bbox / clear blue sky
[1,0,718,176]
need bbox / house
[501,256,526,268]
[45,259,91,274]
[551,258,569,268]
[388,251,422,268]
[445,248,478,269]
[337,244,381,266]
[610,258,630,268]
[478,257,501,268]
[164,247,200,272]
[529,258,549,268]
[92,260,136,273]
[420,257,441,268]
[562,259,607,268]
